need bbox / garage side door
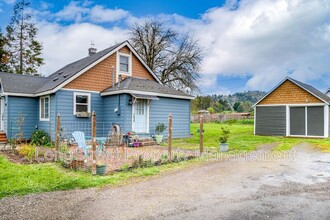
[255,106,286,136]
[307,106,324,136]
[290,107,306,136]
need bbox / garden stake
[200,115,204,155]
[92,111,97,175]
[168,113,172,162]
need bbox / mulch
[0,150,27,164]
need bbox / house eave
[101,89,195,100]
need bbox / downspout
[111,66,115,88]
[117,94,121,116]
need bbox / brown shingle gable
[259,80,323,105]
[64,45,156,92]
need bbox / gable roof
[101,77,194,100]
[0,41,162,96]
[253,77,330,106]
[36,42,124,94]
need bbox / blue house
[0,41,193,142]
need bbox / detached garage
[254,77,330,138]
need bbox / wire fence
[60,122,114,141]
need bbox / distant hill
[191,91,267,114]
[219,91,267,105]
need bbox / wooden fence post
[200,114,204,155]
[168,113,172,162]
[55,113,60,151]
[92,111,97,175]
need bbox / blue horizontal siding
[56,89,105,138]
[7,96,38,139]
[5,90,191,140]
[103,94,131,133]
[149,97,190,138]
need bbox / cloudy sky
[0,0,330,94]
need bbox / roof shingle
[102,77,193,99]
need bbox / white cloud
[55,1,130,23]
[55,1,90,22]
[191,0,330,91]
[37,21,128,75]
[0,0,15,4]
[90,5,129,23]
[32,0,330,94]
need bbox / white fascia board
[3,92,35,97]
[101,89,195,100]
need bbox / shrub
[59,142,69,154]
[219,127,230,143]
[31,130,51,146]
[18,144,36,161]
[155,123,167,135]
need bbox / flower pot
[96,165,107,176]
[154,135,163,144]
[220,143,229,152]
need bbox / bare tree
[130,20,203,92]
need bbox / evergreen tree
[0,28,10,72]
[6,0,44,75]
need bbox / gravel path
[1,143,330,219]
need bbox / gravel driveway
[1,143,330,220]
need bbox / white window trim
[39,96,50,121]
[116,51,132,82]
[287,105,328,138]
[73,92,91,115]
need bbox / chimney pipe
[88,41,97,56]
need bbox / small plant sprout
[219,127,230,144]
[155,123,167,135]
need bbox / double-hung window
[120,55,129,73]
[118,52,131,76]
[74,93,91,115]
[40,96,50,121]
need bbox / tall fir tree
[0,28,10,72]
[6,0,44,75]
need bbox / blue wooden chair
[72,131,90,155]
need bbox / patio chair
[72,131,90,155]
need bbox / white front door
[0,98,4,131]
[133,99,148,133]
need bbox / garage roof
[253,77,330,107]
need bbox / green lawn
[2,120,330,199]
[0,156,195,199]
[170,121,330,152]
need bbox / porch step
[0,132,8,144]
[138,137,157,146]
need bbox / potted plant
[96,161,107,176]
[219,127,230,152]
[154,123,167,144]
